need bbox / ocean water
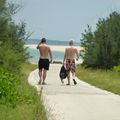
[26,39,80,46]
[27,48,64,63]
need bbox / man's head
[69,39,74,46]
[41,38,46,43]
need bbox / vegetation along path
[28,64,120,120]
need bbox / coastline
[25,44,84,64]
[24,44,84,52]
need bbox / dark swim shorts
[38,58,49,70]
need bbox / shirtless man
[63,40,79,85]
[37,38,52,85]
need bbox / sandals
[42,82,47,85]
[38,80,41,85]
[66,83,70,85]
[38,80,47,85]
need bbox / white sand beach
[24,44,84,52]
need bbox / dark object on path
[53,61,62,64]
[59,65,67,83]
[73,79,77,85]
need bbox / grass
[76,65,120,95]
[0,63,48,120]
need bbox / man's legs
[71,60,77,85]
[72,72,77,85]
[72,72,75,79]
[66,59,71,85]
[42,69,47,84]
[38,69,42,84]
[66,71,70,85]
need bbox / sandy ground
[28,64,120,120]
[24,44,84,52]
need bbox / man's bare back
[37,43,52,59]
[65,47,78,60]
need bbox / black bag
[59,65,67,79]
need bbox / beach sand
[24,44,84,52]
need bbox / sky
[8,0,120,41]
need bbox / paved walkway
[28,64,120,120]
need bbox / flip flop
[42,82,47,85]
[73,79,77,85]
[38,80,41,85]
[66,83,70,85]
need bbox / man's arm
[36,45,39,49]
[63,48,67,64]
[49,47,52,63]
[36,42,41,49]
[75,48,79,61]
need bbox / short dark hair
[41,38,46,43]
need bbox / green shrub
[113,64,120,72]
[81,12,120,69]
[0,69,20,107]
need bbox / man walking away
[63,39,79,85]
[37,38,52,85]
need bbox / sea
[26,39,80,63]
[25,39,80,46]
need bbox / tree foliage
[81,12,120,69]
[0,0,29,73]
[0,0,30,106]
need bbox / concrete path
[28,64,120,120]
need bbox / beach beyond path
[28,64,120,120]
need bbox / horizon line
[28,38,80,42]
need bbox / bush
[81,12,120,69]
[0,47,21,74]
[113,64,120,72]
[0,69,20,107]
